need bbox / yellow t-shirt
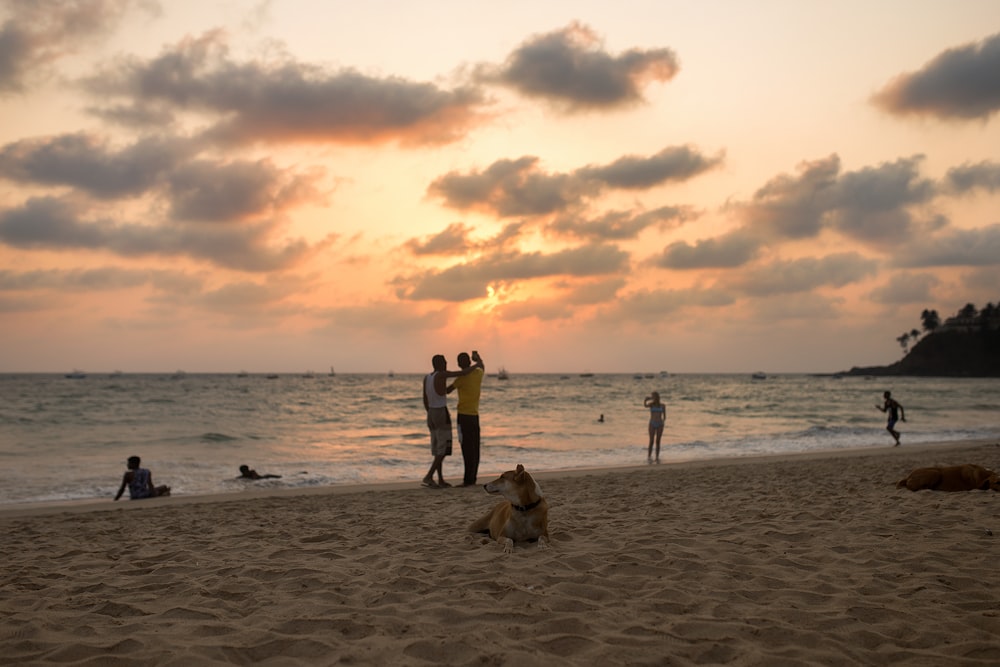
[453,367,484,415]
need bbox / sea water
[1,372,998,507]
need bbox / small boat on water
[65,369,86,379]
[579,372,595,378]
[751,372,767,380]
[497,367,509,380]
[303,370,316,378]
[237,370,249,377]
[329,366,336,377]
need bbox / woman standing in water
[644,391,666,463]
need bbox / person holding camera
[448,350,485,487]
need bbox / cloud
[396,243,630,301]
[872,32,1000,121]
[738,154,934,246]
[427,156,591,217]
[166,158,323,222]
[428,146,719,217]
[829,156,934,243]
[0,0,148,94]
[480,22,679,112]
[868,272,941,305]
[0,196,323,271]
[610,286,735,323]
[0,132,194,198]
[725,253,879,297]
[945,160,1000,194]
[657,230,762,269]
[739,154,840,239]
[83,30,486,146]
[549,205,693,241]
[894,224,1000,267]
[405,223,475,256]
[577,146,723,189]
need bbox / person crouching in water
[114,455,171,500]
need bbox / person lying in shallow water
[238,464,282,480]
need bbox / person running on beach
[238,465,282,480]
[422,353,482,489]
[876,391,905,446]
[114,456,170,500]
[644,391,666,463]
[447,350,485,487]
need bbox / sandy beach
[2,440,999,666]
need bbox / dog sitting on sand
[896,464,1000,492]
[469,464,549,553]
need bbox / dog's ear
[515,464,524,479]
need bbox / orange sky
[1,0,999,373]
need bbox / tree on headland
[920,309,940,333]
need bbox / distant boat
[65,369,86,379]
[329,366,336,377]
[237,370,249,377]
[266,373,280,379]
[659,371,670,377]
[172,370,187,379]
[579,372,594,377]
[751,372,767,380]
[387,370,395,378]
[497,367,509,380]
[303,370,316,378]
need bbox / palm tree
[896,332,911,353]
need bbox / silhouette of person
[876,391,905,446]
[114,456,170,500]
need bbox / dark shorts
[887,417,898,430]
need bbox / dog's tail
[895,478,908,489]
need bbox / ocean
[1,371,998,508]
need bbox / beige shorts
[427,407,452,457]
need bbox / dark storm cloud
[739,154,935,246]
[480,22,679,112]
[396,243,630,301]
[0,0,147,94]
[894,224,1000,267]
[84,30,485,146]
[872,32,1000,121]
[549,205,693,241]
[657,231,762,269]
[428,146,719,217]
[0,196,319,271]
[0,133,193,198]
[577,146,723,190]
[945,160,1000,194]
[725,253,879,297]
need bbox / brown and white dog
[469,464,549,553]
[896,464,1000,492]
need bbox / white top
[424,372,447,409]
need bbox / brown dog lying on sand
[469,464,549,553]
[896,464,1000,492]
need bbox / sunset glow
[2,1,999,373]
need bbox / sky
[1,0,999,374]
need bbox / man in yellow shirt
[448,350,485,487]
